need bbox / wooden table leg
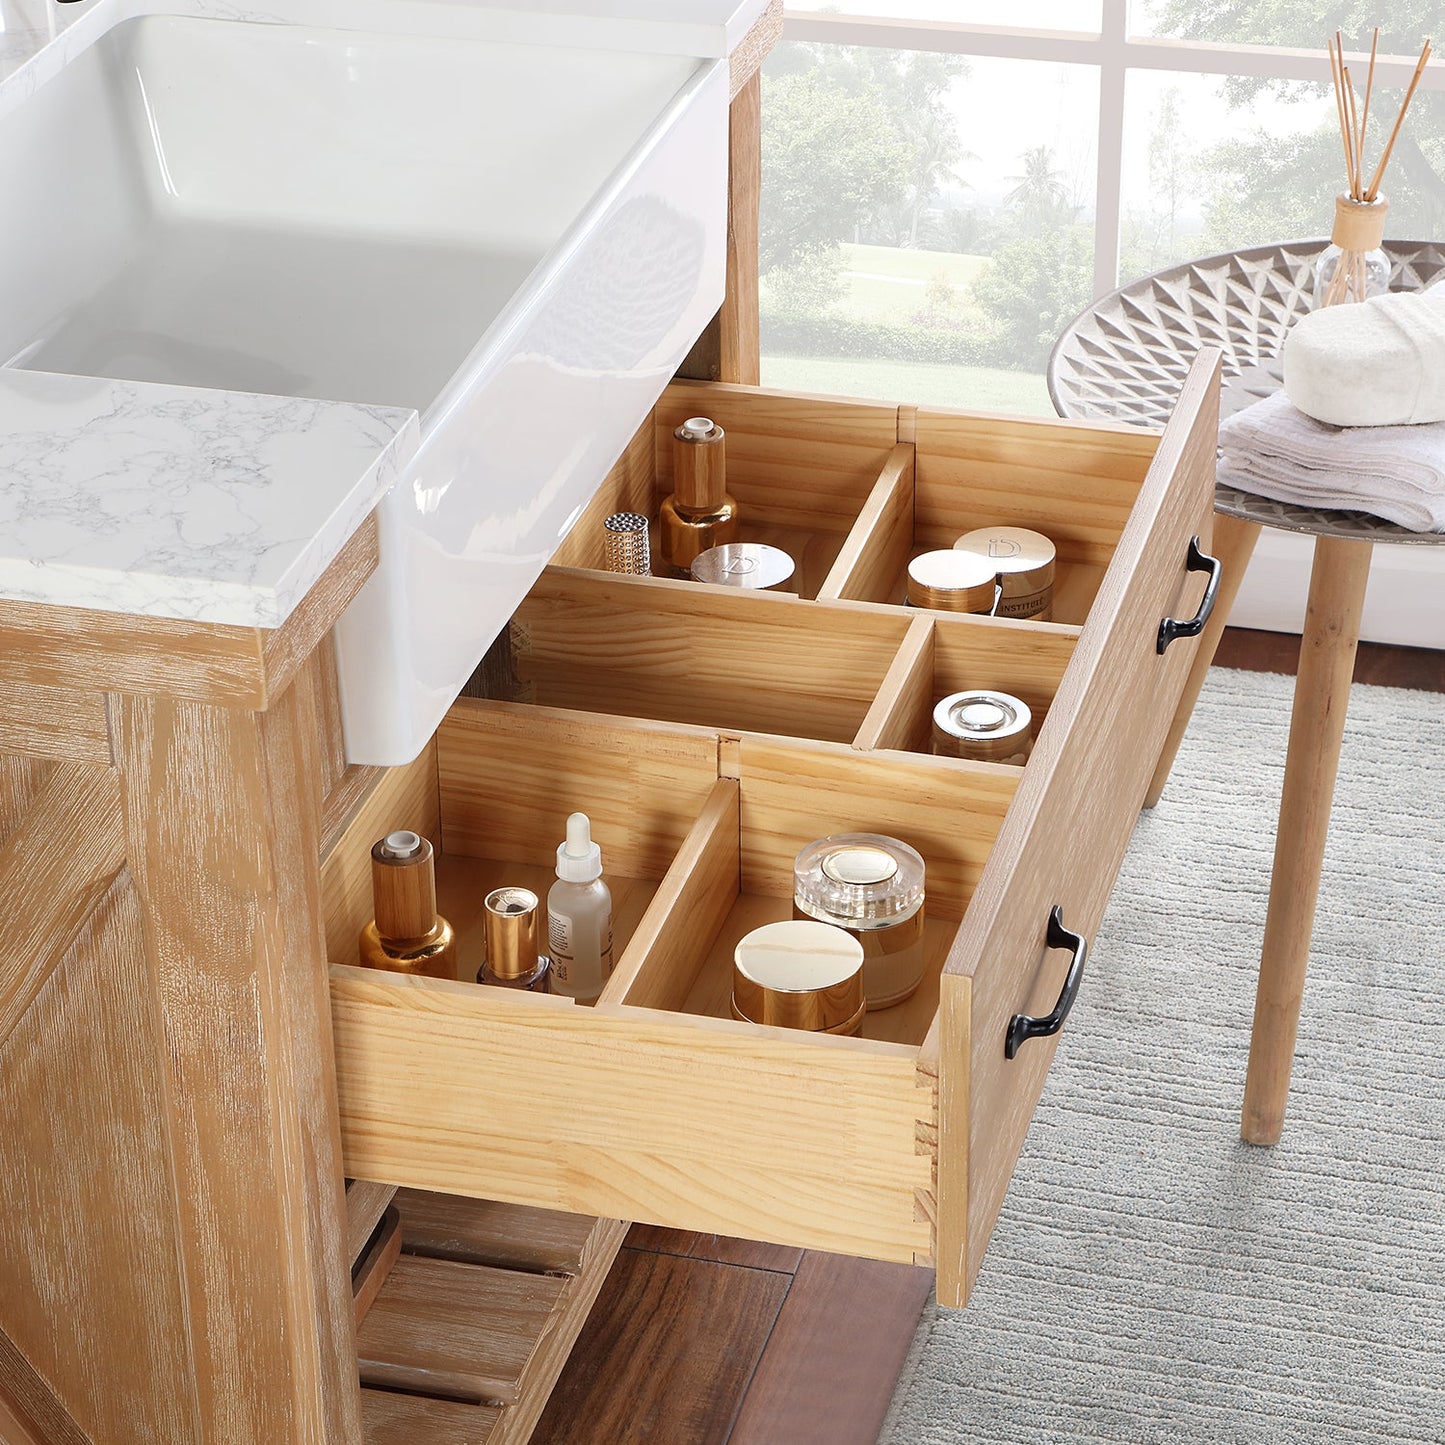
[1145,513,1262,807]
[1241,535,1373,1145]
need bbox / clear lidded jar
[793,833,926,1010]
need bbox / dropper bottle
[358,830,457,979]
[547,813,614,1003]
[659,417,739,578]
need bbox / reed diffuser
[1316,29,1432,308]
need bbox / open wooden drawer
[326,355,1222,1307]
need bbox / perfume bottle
[478,887,551,992]
[358,830,457,979]
[659,417,739,578]
[547,813,613,1003]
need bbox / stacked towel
[1217,390,1445,532]
[1284,285,1445,427]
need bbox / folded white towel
[1217,390,1445,533]
[1283,286,1445,427]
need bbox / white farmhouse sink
[0,7,727,762]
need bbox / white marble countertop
[0,370,418,627]
[0,0,757,631]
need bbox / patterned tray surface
[1049,240,1445,545]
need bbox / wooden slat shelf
[360,1389,502,1444]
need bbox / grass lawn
[835,243,991,326]
[759,354,1053,417]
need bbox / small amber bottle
[659,417,739,578]
[358,831,457,979]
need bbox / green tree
[1154,2,1445,236]
[762,42,969,258]
[1002,147,1073,230]
[759,67,908,274]
[971,225,1095,369]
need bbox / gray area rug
[881,667,1445,1445]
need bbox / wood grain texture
[737,734,1017,920]
[0,759,55,851]
[932,351,1222,1306]
[654,383,900,533]
[0,685,110,765]
[360,1390,501,1444]
[356,1255,566,1404]
[728,0,782,100]
[321,742,439,968]
[513,570,909,743]
[394,1190,602,1277]
[1145,512,1262,808]
[347,1180,400,1270]
[0,515,377,708]
[331,964,933,1262]
[487,1216,629,1445]
[1242,537,1374,1146]
[913,409,1159,567]
[437,698,719,880]
[0,876,195,1443]
[610,777,740,1012]
[0,763,125,1052]
[352,1207,403,1327]
[0,1328,91,1445]
[117,685,361,1442]
[853,615,934,752]
[259,514,380,701]
[818,444,916,605]
[720,71,762,385]
[295,631,349,806]
[623,1225,804,1274]
[530,1249,789,1445]
[727,1253,934,1445]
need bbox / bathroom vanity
[0,1,1222,1441]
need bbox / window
[761,1,1445,414]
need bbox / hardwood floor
[530,1233,933,1445]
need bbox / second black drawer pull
[1005,906,1088,1059]
[1156,536,1222,654]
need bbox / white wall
[1231,531,1445,650]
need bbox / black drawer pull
[1156,536,1222,655]
[1005,906,1088,1059]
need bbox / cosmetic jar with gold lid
[691,542,796,591]
[905,549,1000,614]
[731,920,865,1036]
[478,886,550,992]
[932,690,1033,764]
[953,526,1055,620]
[793,834,926,1010]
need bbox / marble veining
[0,370,418,626]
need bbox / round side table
[1050,240,1445,1145]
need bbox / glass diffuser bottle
[1314,194,1390,308]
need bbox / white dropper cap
[680,416,715,440]
[556,812,603,883]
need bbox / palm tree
[1003,146,1071,229]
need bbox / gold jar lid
[731,920,865,1033]
[954,526,1055,596]
[932,690,1033,762]
[905,549,999,612]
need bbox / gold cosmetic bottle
[478,887,551,992]
[358,830,457,979]
[659,417,739,578]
